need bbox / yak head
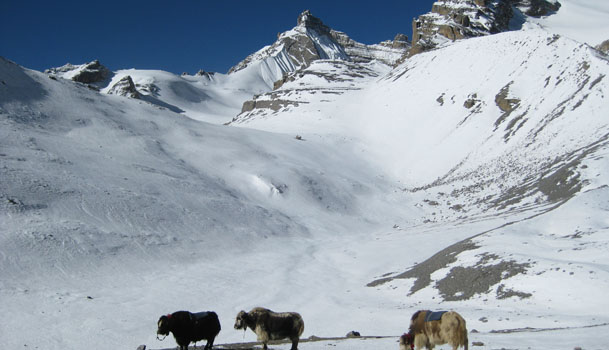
[234,310,249,330]
[399,333,415,350]
[157,314,172,336]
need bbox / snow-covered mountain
[2,1,609,350]
[40,10,408,126]
[228,10,408,78]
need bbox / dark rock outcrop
[330,30,409,65]
[391,33,410,49]
[523,0,561,17]
[297,9,331,34]
[195,69,216,80]
[407,0,561,57]
[107,75,140,98]
[70,60,110,83]
[240,98,300,113]
[409,0,515,56]
[45,60,111,84]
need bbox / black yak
[399,310,468,350]
[157,310,220,350]
[234,307,304,350]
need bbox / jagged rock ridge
[237,2,566,118]
[408,0,561,56]
[231,10,409,117]
[228,10,408,76]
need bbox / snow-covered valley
[1,1,609,350]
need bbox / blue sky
[1,0,433,74]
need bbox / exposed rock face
[297,9,331,33]
[232,59,385,124]
[228,10,408,78]
[522,0,561,17]
[107,75,140,98]
[330,30,409,65]
[408,0,561,57]
[75,60,110,84]
[195,69,216,80]
[228,10,347,75]
[239,94,301,114]
[45,60,111,84]
[409,0,514,56]
[596,40,609,55]
[495,82,520,114]
[391,33,410,49]
[229,11,409,118]
[44,63,77,75]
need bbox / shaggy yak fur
[399,310,468,350]
[157,310,221,350]
[234,307,305,350]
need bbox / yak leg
[291,338,299,350]
[414,334,431,350]
[205,337,215,350]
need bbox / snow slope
[528,0,609,47]
[101,67,272,124]
[0,56,414,350]
[2,1,609,350]
[233,26,609,217]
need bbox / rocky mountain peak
[391,33,410,49]
[228,10,409,82]
[297,10,332,35]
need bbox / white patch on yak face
[234,314,245,330]
[157,318,170,335]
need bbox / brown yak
[399,310,468,350]
[234,307,304,350]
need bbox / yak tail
[297,317,305,337]
[459,316,468,350]
[449,312,468,350]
